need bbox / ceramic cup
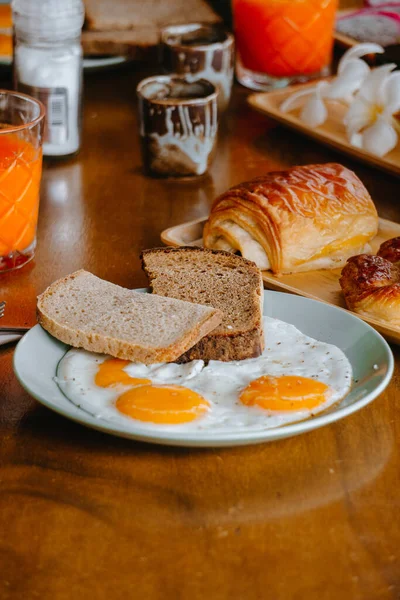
[137,75,218,178]
[161,23,234,113]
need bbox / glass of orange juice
[0,91,44,272]
[233,0,338,91]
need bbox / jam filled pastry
[203,163,378,275]
[340,237,400,324]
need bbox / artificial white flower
[280,43,385,129]
[326,42,384,100]
[280,81,330,128]
[345,65,400,157]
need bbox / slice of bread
[141,247,264,362]
[84,0,220,31]
[82,29,159,58]
[37,270,223,364]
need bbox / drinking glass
[0,90,44,272]
[161,23,235,112]
[137,75,218,178]
[233,0,338,91]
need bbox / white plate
[13,290,394,447]
[0,55,129,70]
[82,55,129,71]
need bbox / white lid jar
[12,0,85,158]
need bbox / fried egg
[56,316,352,433]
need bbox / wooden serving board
[247,81,400,178]
[161,216,400,345]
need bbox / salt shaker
[12,0,84,158]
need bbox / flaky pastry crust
[340,237,400,324]
[203,163,378,275]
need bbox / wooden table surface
[2,49,400,600]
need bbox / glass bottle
[12,0,84,158]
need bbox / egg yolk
[240,375,330,412]
[95,358,151,388]
[116,385,210,424]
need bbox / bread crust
[141,246,264,361]
[84,0,220,31]
[203,163,378,275]
[82,29,159,57]
[177,326,264,362]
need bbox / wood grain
[161,217,400,344]
[2,6,400,600]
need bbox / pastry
[340,237,400,324]
[203,163,379,275]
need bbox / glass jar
[12,0,84,158]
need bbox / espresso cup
[137,75,218,178]
[161,23,234,113]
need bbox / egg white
[55,316,352,433]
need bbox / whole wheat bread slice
[84,0,220,31]
[37,270,222,364]
[141,247,264,362]
[82,29,159,57]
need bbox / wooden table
[1,62,400,599]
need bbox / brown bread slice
[141,247,264,362]
[37,270,223,364]
[84,0,220,31]
[82,29,159,57]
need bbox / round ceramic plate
[82,56,129,71]
[13,290,394,447]
[0,55,129,70]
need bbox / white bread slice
[37,270,223,364]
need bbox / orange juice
[0,135,42,260]
[0,4,12,30]
[0,4,13,60]
[0,34,12,58]
[233,0,337,78]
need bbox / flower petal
[382,71,400,114]
[299,93,328,127]
[349,133,363,148]
[326,58,370,99]
[344,96,372,135]
[316,80,331,97]
[280,88,316,112]
[362,117,398,157]
[338,42,384,74]
[357,63,397,103]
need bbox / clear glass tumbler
[233,0,338,91]
[0,90,44,272]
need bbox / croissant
[340,237,400,324]
[203,163,378,275]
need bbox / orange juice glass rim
[0,89,45,134]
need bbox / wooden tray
[247,81,400,178]
[161,216,400,344]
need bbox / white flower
[345,64,400,157]
[279,41,400,156]
[326,42,384,100]
[280,43,385,129]
[280,81,330,128]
